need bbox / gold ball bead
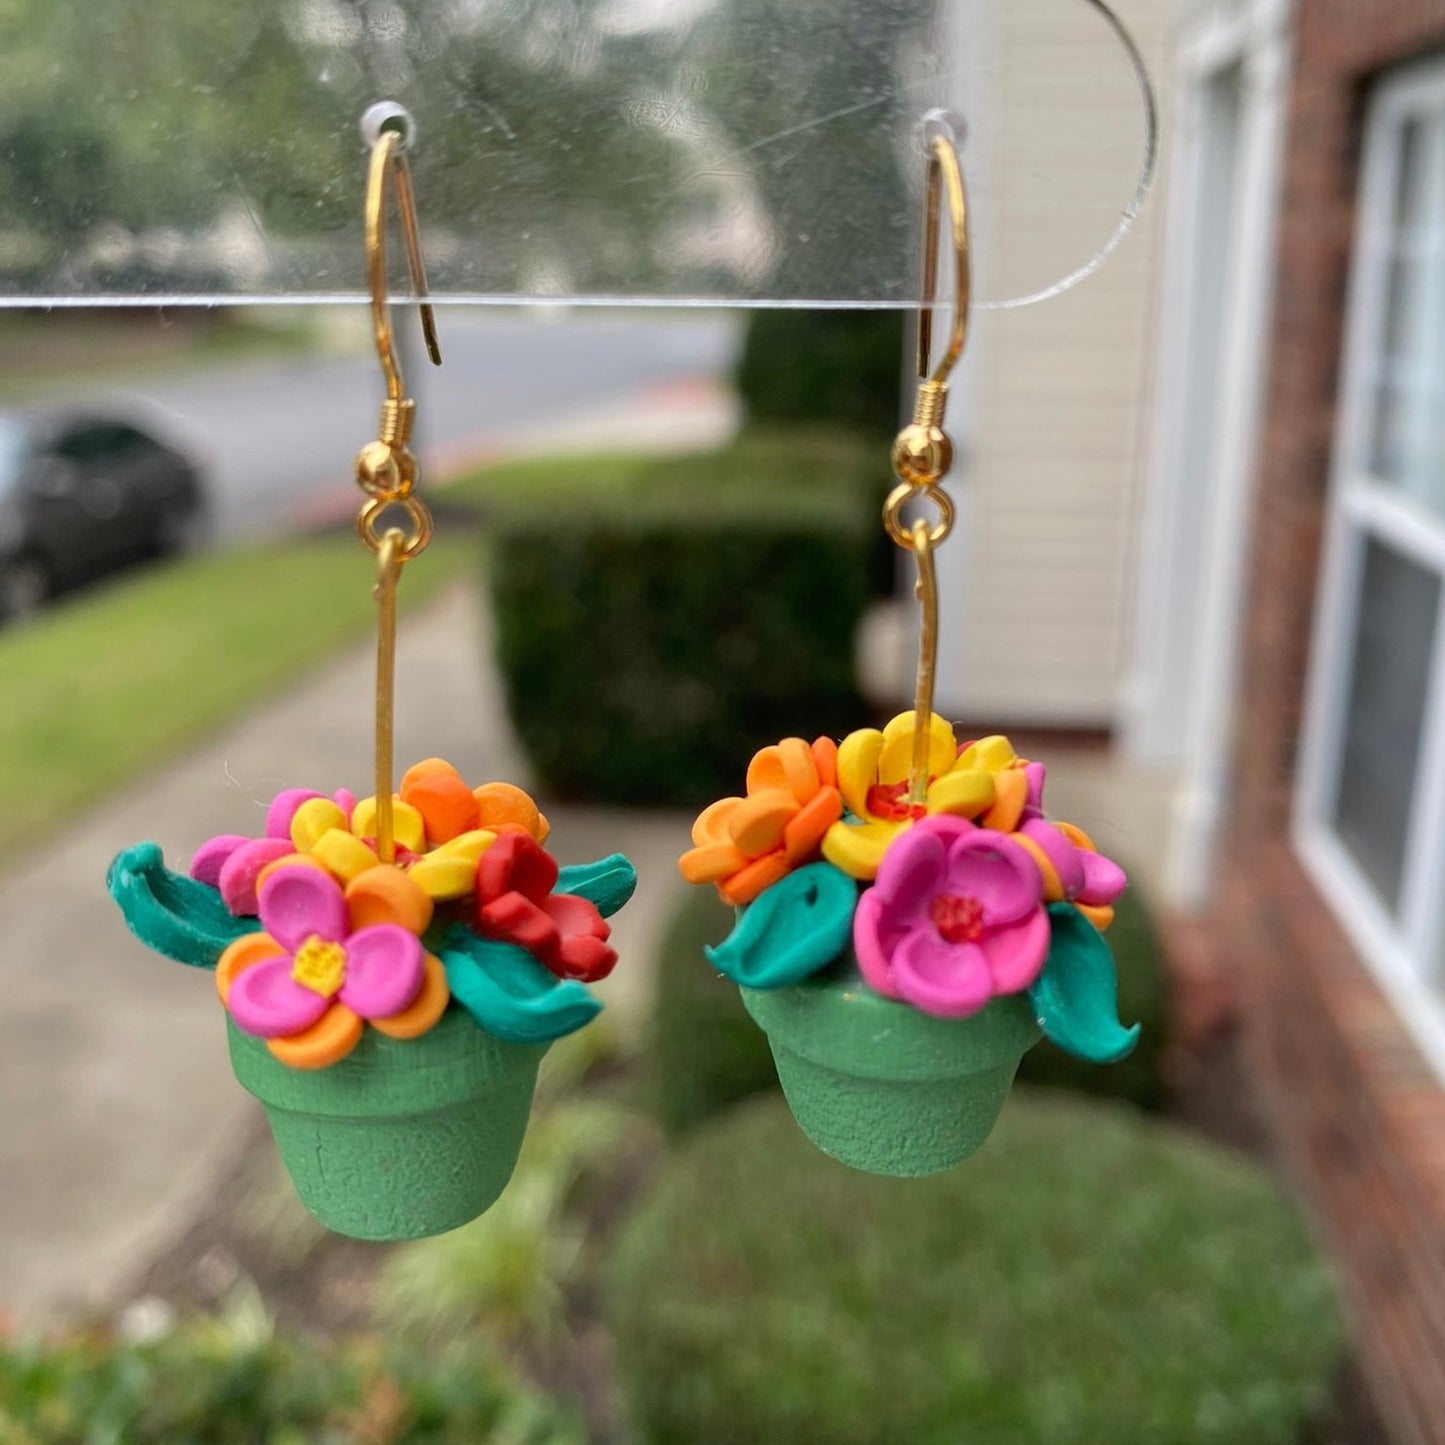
[891,424,953,486]
[355,441,412,498]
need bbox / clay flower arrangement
[679,710,1137,1177]
[109,758,635,1239]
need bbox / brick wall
[1229,3,1445,1440]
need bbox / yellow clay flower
[820,712,1021,880]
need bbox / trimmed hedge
[484,433,878,809]
[604,1092,1342,1445]
[0,1321,579,1444]
[736,310,905,441]
[736,312,907,598]
[650,885,778,1137]
[1014,883,1170,1110]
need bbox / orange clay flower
[679,736,844,906]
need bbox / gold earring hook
[365,126,442,400]
[916,134,970,389]
[892,134,970,493]
[882,133,971,802]
[355,127,443,505]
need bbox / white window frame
[1295,58,1445,1081]
[1121,0,1292,909]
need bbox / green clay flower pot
[226,1008,548,1241]
[741,971,1041,1177]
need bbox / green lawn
[0,310,322,402]
[0,534,464,858]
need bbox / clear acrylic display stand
[0,0,1154,310]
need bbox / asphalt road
[94,311,741,543]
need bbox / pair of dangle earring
[109,119,1136,1232]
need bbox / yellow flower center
[290,935,347,997]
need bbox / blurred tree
[0,0,937,300]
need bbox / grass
[0,534,465,857]
[0,310,322,402]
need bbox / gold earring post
[355,124,442,863]
[883,134,970,802]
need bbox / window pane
[1332,539,1440,912]
[1366,113,1445,520]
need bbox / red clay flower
[474,833,616,982]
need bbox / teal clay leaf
[556,853,637,918]
[107,841,261,969]
[1029,903,1141,1064]
[706,861,856,989]
[438,926,602,1043]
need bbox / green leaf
[439,926,602,1043]
[1029,904,1141,1064]
[705,862,856,989]
[556,853,636,918]
[107,841,261,969]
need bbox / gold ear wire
[365,126,442,397]
[916,134,970,389]
[884,133,971,801]
[356,129,443,503]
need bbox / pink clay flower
[226,864,424,1040]
[853,815,1049,1018]
[1014,761,1127,913]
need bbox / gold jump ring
[883,481,954,550]
[357,493,432,559]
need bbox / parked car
[0,411,206,619]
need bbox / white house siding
[930,0,1167,727]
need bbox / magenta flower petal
[190,834,249,888]
[257,864,348,950]
[227,957,331,1038]
[265,788,323,840]
[338,925,425,1019]
[873,825,949,924]
[981,906,1052,995]
[1022,761,1047,817]
[943,831,1041,926]
[853,888,903,1000]
[332,787,357,823]
[889,929,993,1018]
[1018,818,1085,898]
[218,838,296,916]
[1076,849,1127,905]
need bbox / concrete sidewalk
[0,582,692,1322]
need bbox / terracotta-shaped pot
[227,1008,547,1240]
[741,969,1041,1177]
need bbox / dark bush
[0,1320,579,1444]
[1014,884,1170,1109]
[485,434,877,809]
[604,1092,1342,1445]
[651,885,779,1137]
[736,311,906,597]
[737,310,905,440]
